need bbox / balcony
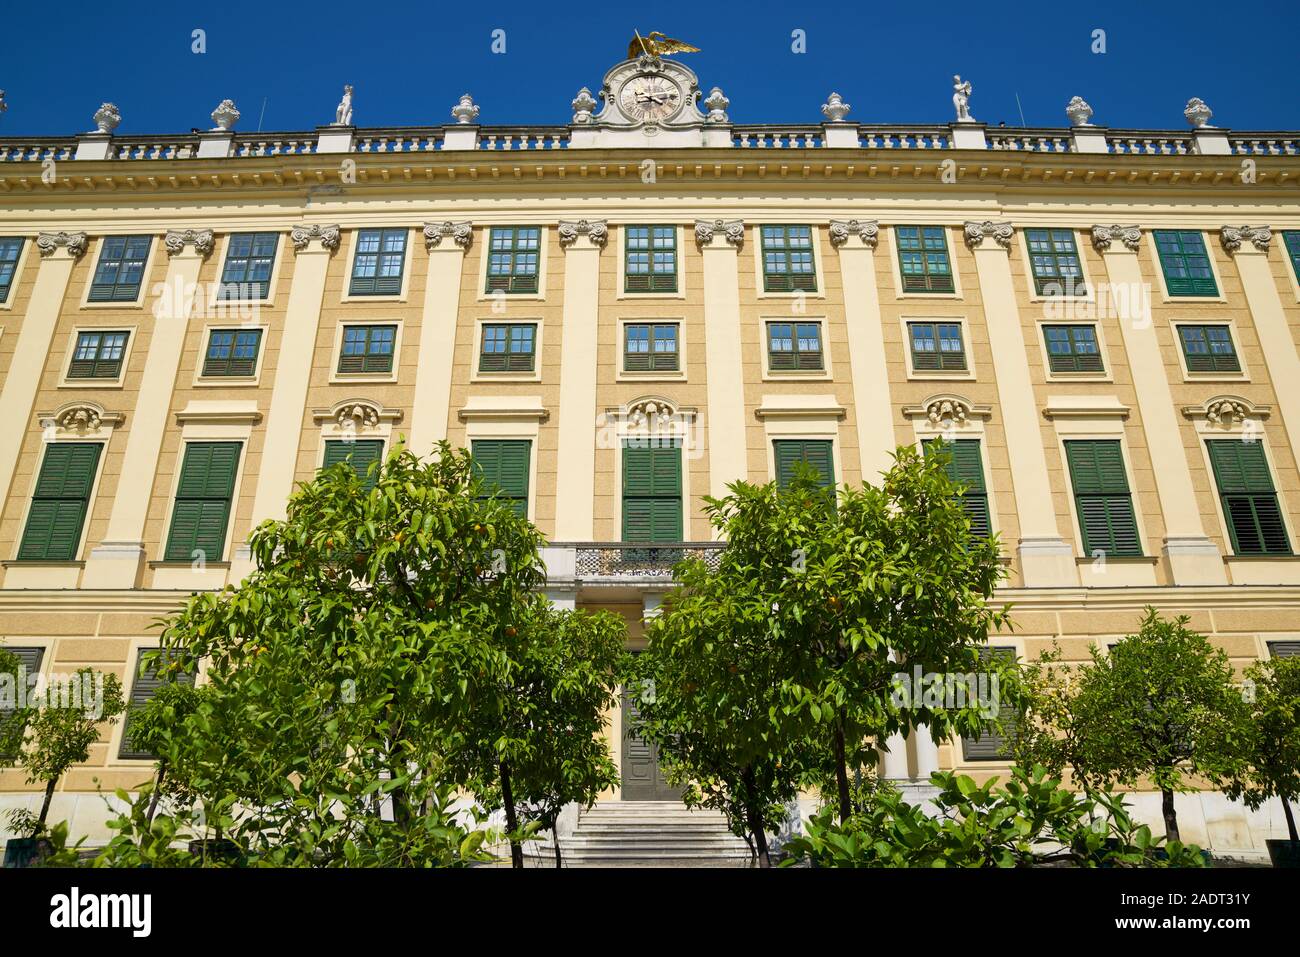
[543,542,723,588]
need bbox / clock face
[619,75,682,123]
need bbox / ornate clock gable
[571,54,724,148]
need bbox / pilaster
[696,219,748,513]
[408,222,472,457]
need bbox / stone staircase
[548,801,754,868]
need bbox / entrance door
[620,681,680,801]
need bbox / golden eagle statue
[627,31,701,60]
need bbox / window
[164,442,241,562]
[1154,230,1217,297]
[119,648,195,760]
[625,226,677,293]
[1064,440,1141,557]
[471,440,531,518]
[479,323,536,372]
[924,438,991,539]
[907,321,966,371]
[624,323,679,372]
[0,647,44,758]
[349,228,408,296]
[202,329,263,377]
[1285,231,1300,283]
[774,439,834,491]
[67,330,129,379]
[896,227,954,293]
[962,647,1016,761]
[1178,325,1240,373]
[0,237,22,304]
[338,324,396,374]
[760,225,816,292]
[88,235,151,302]
[218,232,278,300]
[1207,440,1290,555]
[322,440,385,491]
[17,443,102,560]
[486,227,541,294]
[1043,324,1103,373]
[1268,640,1300,658]
[767,321,823,371]
[1025,229,1085,296]
[622,441,683,542]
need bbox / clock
[618,74,683,123]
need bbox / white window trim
[329,319,404,385]
[475,224,549,302]
[615,317,687,382]
[757,396,845,486]
[0,234,35,311]
[751,223,827,301]
[213,229,287,307]
[1015,226,1097,304]
[105,638,173,768]
[885,224,965,300]
[949,635,1025,771]
[57,323,139,390]
[1169,318,1251,383]
[899,315,977,380]
[340,226,415,304]
[1149,228,1229,304]
[470,317,544,382]
[192,322,271,388]
[615,224,687,300]
[313,399,403,470]
[1034,319,1114,384]
[609,401,698,542]
[463,421,542,524]
[759,315,833,381]
[78,234,159,310]
[907,410,1003,545]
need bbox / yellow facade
[1,69,1300,854]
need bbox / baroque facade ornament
[163,228,215,258]
[927,397,971,426]
[963,220,1014,249]
[337,402,380,430]
[1065,96,1094,127]
[210,99,240,131]
[92,103,121,134]
[952,75,974,123]
[1181,395,1271,426]
[422,221,473,251]
[703,87,729,124]
[290,224,341,252]
[1183,97,1214,129]
[828,219,879,249]
[1090,224,1142,252]
[571,88,599,125]
[1220,225,1271,254]
[451,94,479,125]
[557,219,609,248]
[36,231,89,259]
[333,86,354,126]
[55,405,103,432]
[694,219,745,248]
[821,92,851,123]
[625,397,677,430]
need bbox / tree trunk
[1282,796,1298,843]
[744,802,771,868]
[37,777,57,830]
[499,760,523,869]
[553,831,563,869]
[1161,788,1180,844]
[832,717,852,824]
[146,765,166,825]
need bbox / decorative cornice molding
[1042,397,1131,421]
[290,223,341,252]
[557,219,608,249]
[603,396,697,428]
[457,405,550,423]
[1219,225,1272,254]
[36,231,89,259]
[163,228,215,258]
[1181,395,1272,425]
[828,219,879,249]
[694,218,745,248]
[312,399,403,430]
[1091,224,1143,252]
[174,401,263,426]
[962,220,1014,250]
[902,394,993,426]
[37,402,124,434]
[422,220,472,251]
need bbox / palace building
[1,51,1299,856]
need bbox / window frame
[200,327,264,379]
[894,226,956,295]
[906,319,968,373]
[15,441,105,562]
[484,226,542,296]
[623,225,679,294]
[758,224,818,294]
[334,322,400,378]
[346,228,409,298]
[116,647,196,761]
[85,235,154,305]
[0,237,26,306]
[623,322,680,373]
[1205,438,1292,556]
[764,319,824,372]
[1153,229,1220,298]
[162,441,243,564]
[217,231,280,302]
[477,321,538,374]
[1042,323,1105,374]
[471,439,532,519]
[1063,439,1143,559]
[620,439,684,543]
[1175,323,1242,375]
[1023,228,1087,297]
[66,329,131,381]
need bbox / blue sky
[2,0,1297,135]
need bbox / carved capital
[1220,225,1271,254]
[36,231,89,259]
[423,221,472,251]
[290,224,341,252]
[963,221,1014,250]
[1091,225,1143,253]
[557,219,608,249]
[163,228,215,258]
[828,219,879,249]
[694,219,745,248]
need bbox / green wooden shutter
[472,440,531,517]
[622,443,683,542]
[1065,440,1141,557]
[774,440,834,490]
[1268,640,1300,658]
[1207,440,1290,555]
[119,648,196,760]
[0,647,45,758]
[925,439,991,539]
[18,443,102,560]
[961,647,1017,761]
[323,440,384,490]
[165,442,241,562]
